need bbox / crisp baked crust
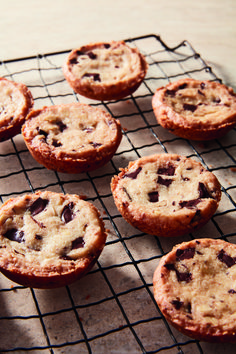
[22,102,122,173]
[0,77,34,142]
[0,191,107,288]
[63,40,148,101]
[111,154,221,237]
[153,238,236,342]
[152,78,236,140]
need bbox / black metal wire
[0,34,235,354]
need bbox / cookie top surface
[0,77,33,141]
[153,238,236,342]
[22,102,122,173]
[63,41,148,100]
[111,154,221,237]
[152,78,236,140]
[0,191,107,287]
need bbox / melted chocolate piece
[214,97,221,104]
[157,176,172,187]
[69,57,78,65]
[166,89,176,97]
[164,263,192,283]
[104,43,111,49]
[179,199,201,209]
[82,73,101,82]
[228,289,236,294]
[61,202,74,223]
[164,263,175,271]
[35,234,42,240]
[52,139,62,147]
[4,229,25,243]
[183,103,197,112]
[87,51,97,60]
[72,237,85,249]
[37,129,48,139]
[178,83,187,90]
[176,247,195,260]
[217,249,236,268]
[157,165,175,176]
[56,121,67,132]
[191,209,201,223]
[171,299,183,310]
[148,191,159,203]
[198,182,211,199]
[29,198,49,216]
[123,167,142,180]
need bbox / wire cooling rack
[0,34,236,354]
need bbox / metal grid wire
[0,34,236,353]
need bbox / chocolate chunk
[82,73,101,82]
[198,182,211,199]
[164,263,176,271]
[90,142,102,148]
[52,139,62,147]
[104,43,111,49]
[4,229,25,243]
[200,82,206,90]
[228,289,236,294]
[72,237,85,249]
[148,191,159,203]
[166,89,176,97]
[217,249,236,268]
[178,83,187,90]
[37,128,48,139]
[176,270,192,283]
[76,50,84,56]
[171,299,183,310]
[29,198,49,216]
[123,167,142,179]
[191,209,201,223]
[69,57,78,65]
[35,234,42,240]
[176,247,195,260]
[183,103,197,112]
[186,302,192,314]
[61,202,74,223]
[179,199,201,209]
[157,176,172,187]
[87,51,97,60]
[56,121,67,132]
[157,165,175,176]
[214,97,221,104]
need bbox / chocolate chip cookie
[0,191,107,288]
[22,102,122,173]
[153,238,236,342]
[111,154,221,237]
[152,78,236,140]
[63,40,148,101]
[0,77,33,142]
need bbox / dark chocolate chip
[4,229,25,243]
[61,202,74,224]
[228,289,236,294]
[166,89,176,97]
[176,270,192,283]
[35,234,42,240]
[213,97,221,104]
[158,165,175,176]
[157,175,172,187]
[69,57,78,65]
[29,198,49,216]
[123,167,142,179]
[178,83,187,90]
[37,128,48,139]
[56,121,67,132]
[198,182,211,199]
[148,191,159,203]
[183,103,197,112]
[72,237,85,249]
[191,209,201,223]
[200,82,206,89]
[176,247,195,260]
[179,199,201,209]
[52,139,62,147]
[87,51,97,60]
[104,43,111,49]
[164,263,176,271]
[217,249,236,268]
[171,299,183,310]
[82,73,101,82]
[90,142,102,148]
[76,50,84,56]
